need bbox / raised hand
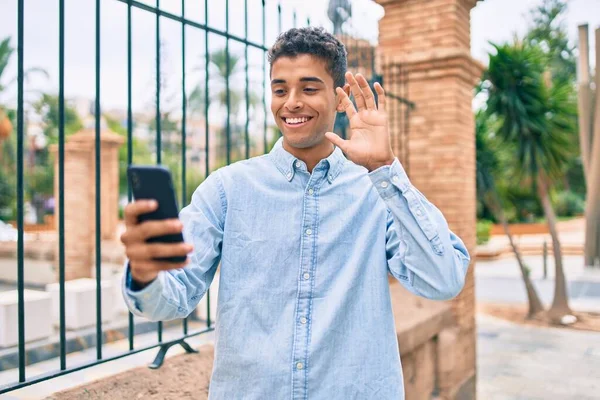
[325,72,395,172]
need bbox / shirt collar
[269,137,345,183]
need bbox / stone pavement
[476,255,600,312]
[476,255,600,282]
[477,313,600,400]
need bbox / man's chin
[282,131,324,149]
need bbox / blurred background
[0,0,599,399]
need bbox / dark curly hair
[268,27,347,89]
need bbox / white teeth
[286,117,310,124]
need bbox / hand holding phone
[120,166,194,285]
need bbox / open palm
[325,72,395,172]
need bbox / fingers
[126,242,193,262]
[124,200,158,227]
[121,219,183,244]
[128,242,192,283]
[374,82,386,112]
[336,87,356,120]
[122,201,192,278]
[346,72,366,112]
[324,132,350,153]
[356,74,376,110]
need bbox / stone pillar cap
[67,128,125,145]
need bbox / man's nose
[284,92,303,111]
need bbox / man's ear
[336,83,351,112]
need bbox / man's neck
[282,138,335,173]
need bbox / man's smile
[281,115,314,128]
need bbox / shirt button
[392,176,399,183]
[295,161,301,168]
[306,229,312,235]
[303,272,310,280]
[286,172,292,179]
[296,362,303,370]
[381,181,389,188]
[300,317,307,324]
[416,209,423,216]
[308,188,314,195]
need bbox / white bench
[0,289,53,348]
[45,278,114,330]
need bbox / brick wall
[375,0,485,398]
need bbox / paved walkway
[477,253,600,399]
[476,255,600,312]
[478,313,600,400]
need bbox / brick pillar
[51,129,124,280]
[338,35,377,78]
[375,0,485,398]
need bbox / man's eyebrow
[300,77,325,84]
[270,77,325,85]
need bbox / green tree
[525,0,584,208]
[104,114,153,197]
[105,114,204,208]
[25,94,83,222]
[0,36,48,102]
[0,108,16,171]
[31,94,83,144]
[0,36,48,221]
[0,163,15,220]
[205,48,261,163]
[484,40,578,323]
[29,94,83,170]
[187,83,206,117]
[525,0,576,86]
[476,110,545,318]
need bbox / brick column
[51,129,124,280]
[375,0,485,398]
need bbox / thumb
[325,132,349,153]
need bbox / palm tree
[1,36,48,159]
[0,36,48,106]
[191,48,261,163]
[476,110,545,318]
[484,40,577,323]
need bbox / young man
[121,27,470,399]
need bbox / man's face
[270,55,340,149]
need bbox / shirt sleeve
[368,158,470,300]
[121,170,226,321]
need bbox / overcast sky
[0,0,599,114]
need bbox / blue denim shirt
[122,137,470,400]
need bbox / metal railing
[0,0,413,394]
[1,0,297,394]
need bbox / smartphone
[127,165,186,263]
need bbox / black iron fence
[1,0,285,394]
[0,0,412,394]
